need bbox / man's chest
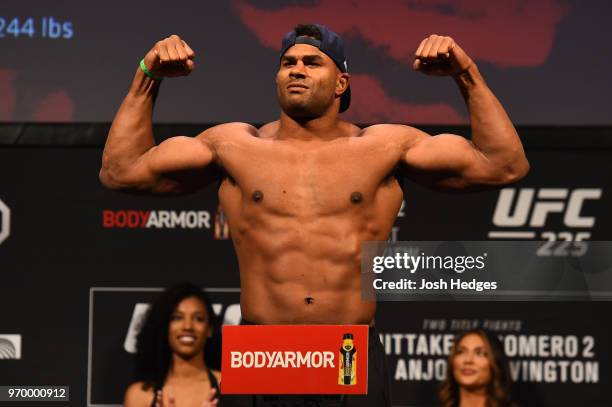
[218,143,403,217]
[220,138,400,186]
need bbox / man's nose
[289,61,306,78]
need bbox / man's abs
[238,261,376,324]
[230,222,386,324]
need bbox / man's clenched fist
[142,34,196,78]
[413,35,473,77]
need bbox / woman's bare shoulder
[211,369,221,383]
[124,381,154,407]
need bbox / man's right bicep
[102,135,215,193]
[147,136,215,177]
[100,122,252,193]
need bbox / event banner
[375,301,609,407]
[221,325,368,394]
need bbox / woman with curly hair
[438,330,517,407]
[124,283,221,407]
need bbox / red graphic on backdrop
[233,0,568,123]
[33,90,75,122]
[344,74,464,124]
[0,71,75,121]
[233,0,568,67]
[0,70,17,121]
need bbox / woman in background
[439,330,516,407]
[124,283,220,407]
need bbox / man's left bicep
[402,133,500,188]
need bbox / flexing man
[100,24,528,406]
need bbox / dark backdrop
[1,125,611,406]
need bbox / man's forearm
[100,66,161,181]
[454,65,529,179]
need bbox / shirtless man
[100,24,528,405]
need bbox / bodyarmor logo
[0,199,10,245]
[489,188,602,240]
[102,209,211,229]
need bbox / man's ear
[336,73,350,96]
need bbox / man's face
[276,43,347,118]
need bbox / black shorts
[220,322,392,407]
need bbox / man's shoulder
[196,122,260,148]
[204,122,259,137]
[362,123,420,136]
[360,123,428,146]
[258,121,280,139]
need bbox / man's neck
[277,110,346,141]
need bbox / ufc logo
[493,188,602,228]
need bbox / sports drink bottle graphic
[214,204,230,240]
[338,333,357,385]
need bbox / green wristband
[139,59,162,81]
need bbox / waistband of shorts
[240,319,378,336]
